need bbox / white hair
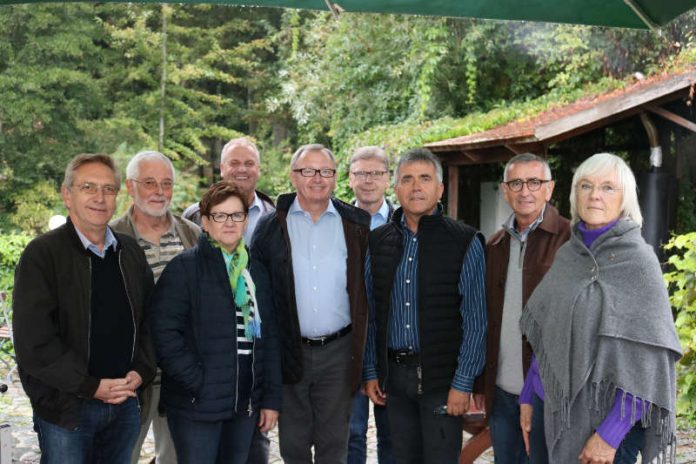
[569,152,643,226]
[290,144,336,168]
[126,151,176,182]
[503,153,552,181]
[221,138,260,164]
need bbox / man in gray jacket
[111,150,200,464]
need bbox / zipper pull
[247,400,253,417]
[416,365,423,395]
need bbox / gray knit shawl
[520,219,682,463]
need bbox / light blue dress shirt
[287,197,351,338]
[245,192,273,243]
[359,199,390,230]
[74,225,118,258]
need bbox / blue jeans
[34,397,140,464]
[167,412,257,464]
[489,387,528,464]
[348,391,395,464]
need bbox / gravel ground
[1,371,694,463]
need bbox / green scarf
[210,237,258,339]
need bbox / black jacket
[12,219,156,429]
[151,234,282,421]
[250,193,370,392]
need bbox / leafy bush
[664,232,696,425]
[0,232,33,363]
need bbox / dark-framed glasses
[576,182,622,196]
[131,178,174,191]
[208,212,248,223]
[503,178,551,192]
[352,170,388,180]
[292,168,336,178]
[73,182,119,196]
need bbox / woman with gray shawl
[519,153,682,464]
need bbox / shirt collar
[249,191,264,213]
[503,204,546,242]
[127,205,177,241]
[353,198,389,221]
[289,196,338,218]
[74,225,118,254]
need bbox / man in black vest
[363,148,487,464]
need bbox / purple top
[520,219,642,449]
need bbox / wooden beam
[535,72,696,141]
[648,106,696,134]
[504,142,545,156]
[447,165,459,219]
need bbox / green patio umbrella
[1,0,694,28]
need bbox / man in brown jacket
[477,153,570,464]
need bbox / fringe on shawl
[519,313,678,464]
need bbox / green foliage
[664,232,696,425]
[7,180,63,234]
[0,232,32,362]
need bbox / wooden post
[0,424,11,464]
[447,164,459,219]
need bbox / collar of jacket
[274,192,370,227]
[489,203,563,246]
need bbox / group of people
[11,137,681,464]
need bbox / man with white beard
[111,150,200,464]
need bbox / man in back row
[347,146,395,464]
[110,150,201,464]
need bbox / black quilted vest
[369,207,480,393]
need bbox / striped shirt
[132,215,184,283]
[363,216,487,392]
[221,252,255,356]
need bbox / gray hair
[126,150,176,182]
[503,153,552,181]
[394,148,443,184]
[349,146,389,171]
[63,153,121,189]
[221,137,260,164]
[569,152,643,226]
[290,144,336,168]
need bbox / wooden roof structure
[425,68,696,217]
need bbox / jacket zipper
[249,333,256,416]
[118,251,138,364]
[86,257,92,367]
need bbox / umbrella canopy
[1,0,694,29]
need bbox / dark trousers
[279,333,353,464]
[613,423,644,464]
[385,361,463,464]
[246,428,270,463]
[34,397,140,464]
[348,391,395,464]
[167,412,257,464]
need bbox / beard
[134,194,170,217]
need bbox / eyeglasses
[131,179,174,191]
[292,168,336,178]
[72,182,119,196]
[208,212,248,223]
[503,178,551,192]
[351,170,388,180]
[576,182,622,196]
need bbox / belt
[388,350,420,365]
[301,324,352,347]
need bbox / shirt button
[408,257,413,262]
[406,324,410,329]
[313,308,318,312]
[312,244,316,249]
[408,345,413,350]
[313,286,317,291]
[406,279,411,284]
[412,237,417,242]
[405,302,410,307]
